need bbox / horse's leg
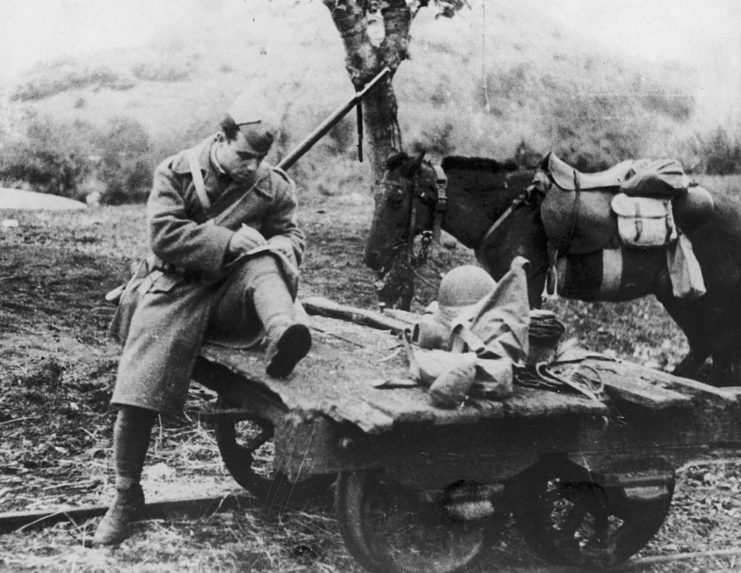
[661,293,741,385]
[374,249,416,311]
[711,277,741,385]
[658,296,711,380]
[708,315,741,386]
[398,279,415,311]
[673,347,711,379]
[709,333,741,386]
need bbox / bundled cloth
[527,309,566,366]
[409,257,531,408]
[620,158,690,198]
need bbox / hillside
[0,0,718,202]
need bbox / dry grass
[2,190,741,571]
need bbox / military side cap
[227,93,280,154]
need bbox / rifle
[278,67,391,170]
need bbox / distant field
[697,174,741,198]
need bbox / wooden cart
[191,303,741,573]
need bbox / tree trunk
[362,80,401,178]
[322,0,411,182]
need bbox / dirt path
[0,188,87,211]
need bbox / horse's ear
[401,151,426,177]
[385,151,408,170]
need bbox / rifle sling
[187,150,211,211]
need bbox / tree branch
[323,0,380,87]
[380,0,412,69]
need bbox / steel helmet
[438,265,496,308]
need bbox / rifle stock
[277,67,390,170]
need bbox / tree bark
[322,0,412,181]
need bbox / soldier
[93,95,311,546]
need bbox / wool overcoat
[110,135,305,413]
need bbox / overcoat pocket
[109,265,183,343]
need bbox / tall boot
[93,405,155,546]
[249,256,311,377]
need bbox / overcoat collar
[172,135,274,199]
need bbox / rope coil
[515,362,605,404]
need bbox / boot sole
[266,324,312,378]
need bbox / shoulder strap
[186,150,211,211]
[271,165,291,183]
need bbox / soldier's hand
[228,225,267,255]
[267,236,296,259]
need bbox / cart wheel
[213,397,334,513]
[513,464,674,568]
[213,397,277,499]
[335,470,498,573]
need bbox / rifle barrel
[277,67,390,170]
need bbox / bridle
[382,161,535,261]
[377,160,552,304]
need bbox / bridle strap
[404,167,531,251]
[408,194,418,243]
[404,165,445,250]
[478,188,532,248]
[431,165,448,244]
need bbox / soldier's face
[217,130,267,183]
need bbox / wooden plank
[611,360,741,403]
[357,388,439,424]
[198,319,609,432]
[200,315,719,433]
[502,385,608,417]
[602,376,692,409]
[588,359,737,407]
[590,361,693,409]
[199,345,397,434]
[323,396,395,434]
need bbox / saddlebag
[611,193,677,248]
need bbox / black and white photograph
[1,1,741,571]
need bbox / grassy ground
[1,194,741,572]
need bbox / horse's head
[364,151,439,274]
[365,150,550,309]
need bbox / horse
[364,151,741,386]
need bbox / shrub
[643,92,695,122]
[411,120,455,156]
[690,127,741,175]
[0,112,96,199]
[513,139,542,169]
[311,156,370,196]
[96,117,154,204]
[130,61,191,82]
[0,112,155,204]
[546,93,646,170]
[325,115,357,155]
[10,61,135,102]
